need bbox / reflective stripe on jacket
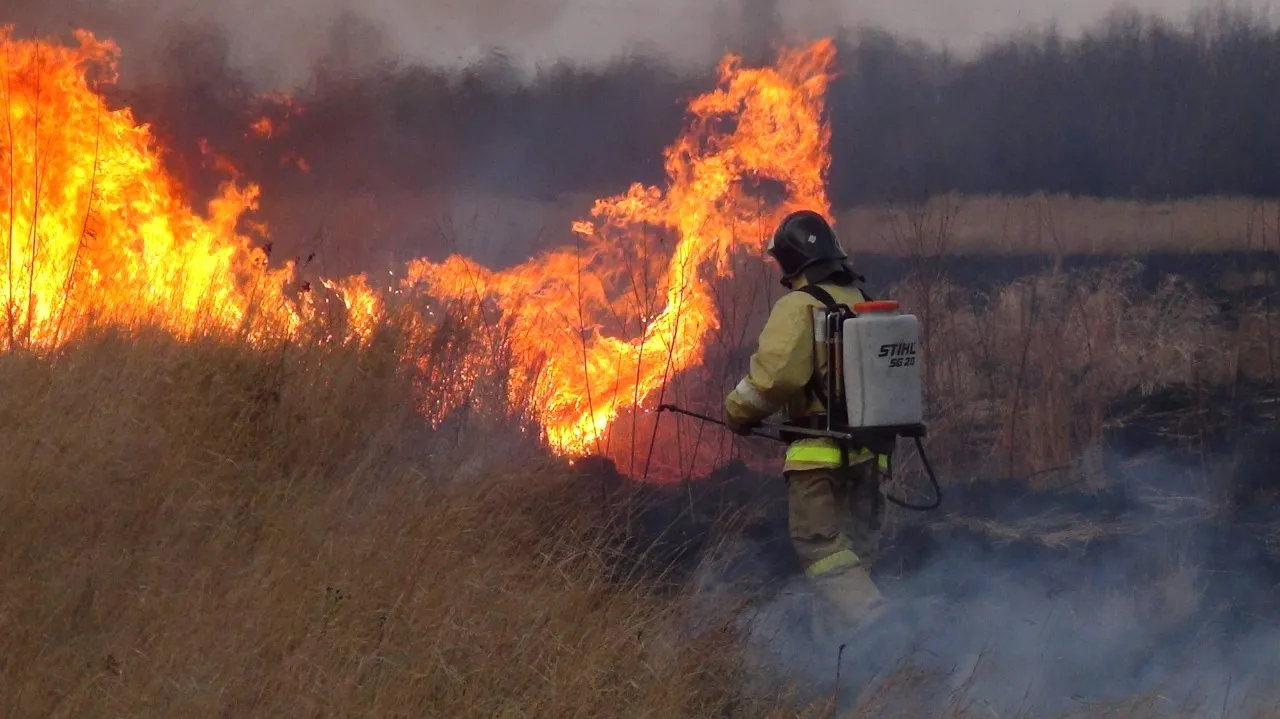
[724,276,882,473]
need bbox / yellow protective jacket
[724,277,882,473]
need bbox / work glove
[726,416,761,436]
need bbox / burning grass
[0,26,844,457]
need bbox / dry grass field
[836,194,1280,256]
[0,321,817,718]
[3,194,1279,718]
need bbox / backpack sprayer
[659,286,942,512]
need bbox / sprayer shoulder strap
[797,282,873,308]
[796,282,876,411]
[797,284,840,310]
[795,285,844,412]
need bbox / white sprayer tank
[841,300,924,430]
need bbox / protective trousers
[786,459,887,640]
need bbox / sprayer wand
[656,404,852,441]
[655,403,942,512]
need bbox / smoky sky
[4,0,1251,88]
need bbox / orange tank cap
[853,300,899,313]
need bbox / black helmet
[766,210,851,287]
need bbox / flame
[0,27,299,348]
[0,24,838,458]
[404,39,836,452]
[249,116,274,139]
[249,92,304,140]
[321,274,383,343]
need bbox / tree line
[119,5,1280,208]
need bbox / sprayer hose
[884,435,943,511]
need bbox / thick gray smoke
[4,0,1230,88]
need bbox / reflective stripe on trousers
[806,548,861,577]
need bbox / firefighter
[724,209,889,639]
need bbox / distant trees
[121,5,1280,206]
[823,5,1280,203]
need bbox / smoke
[689,441,1280,716]
[6,0,726,88]
[5,0,1238,89]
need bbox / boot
[809,565,888,641]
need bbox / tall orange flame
[405,39,836,452]
[0,27,299,348]
[0,25,838,457]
